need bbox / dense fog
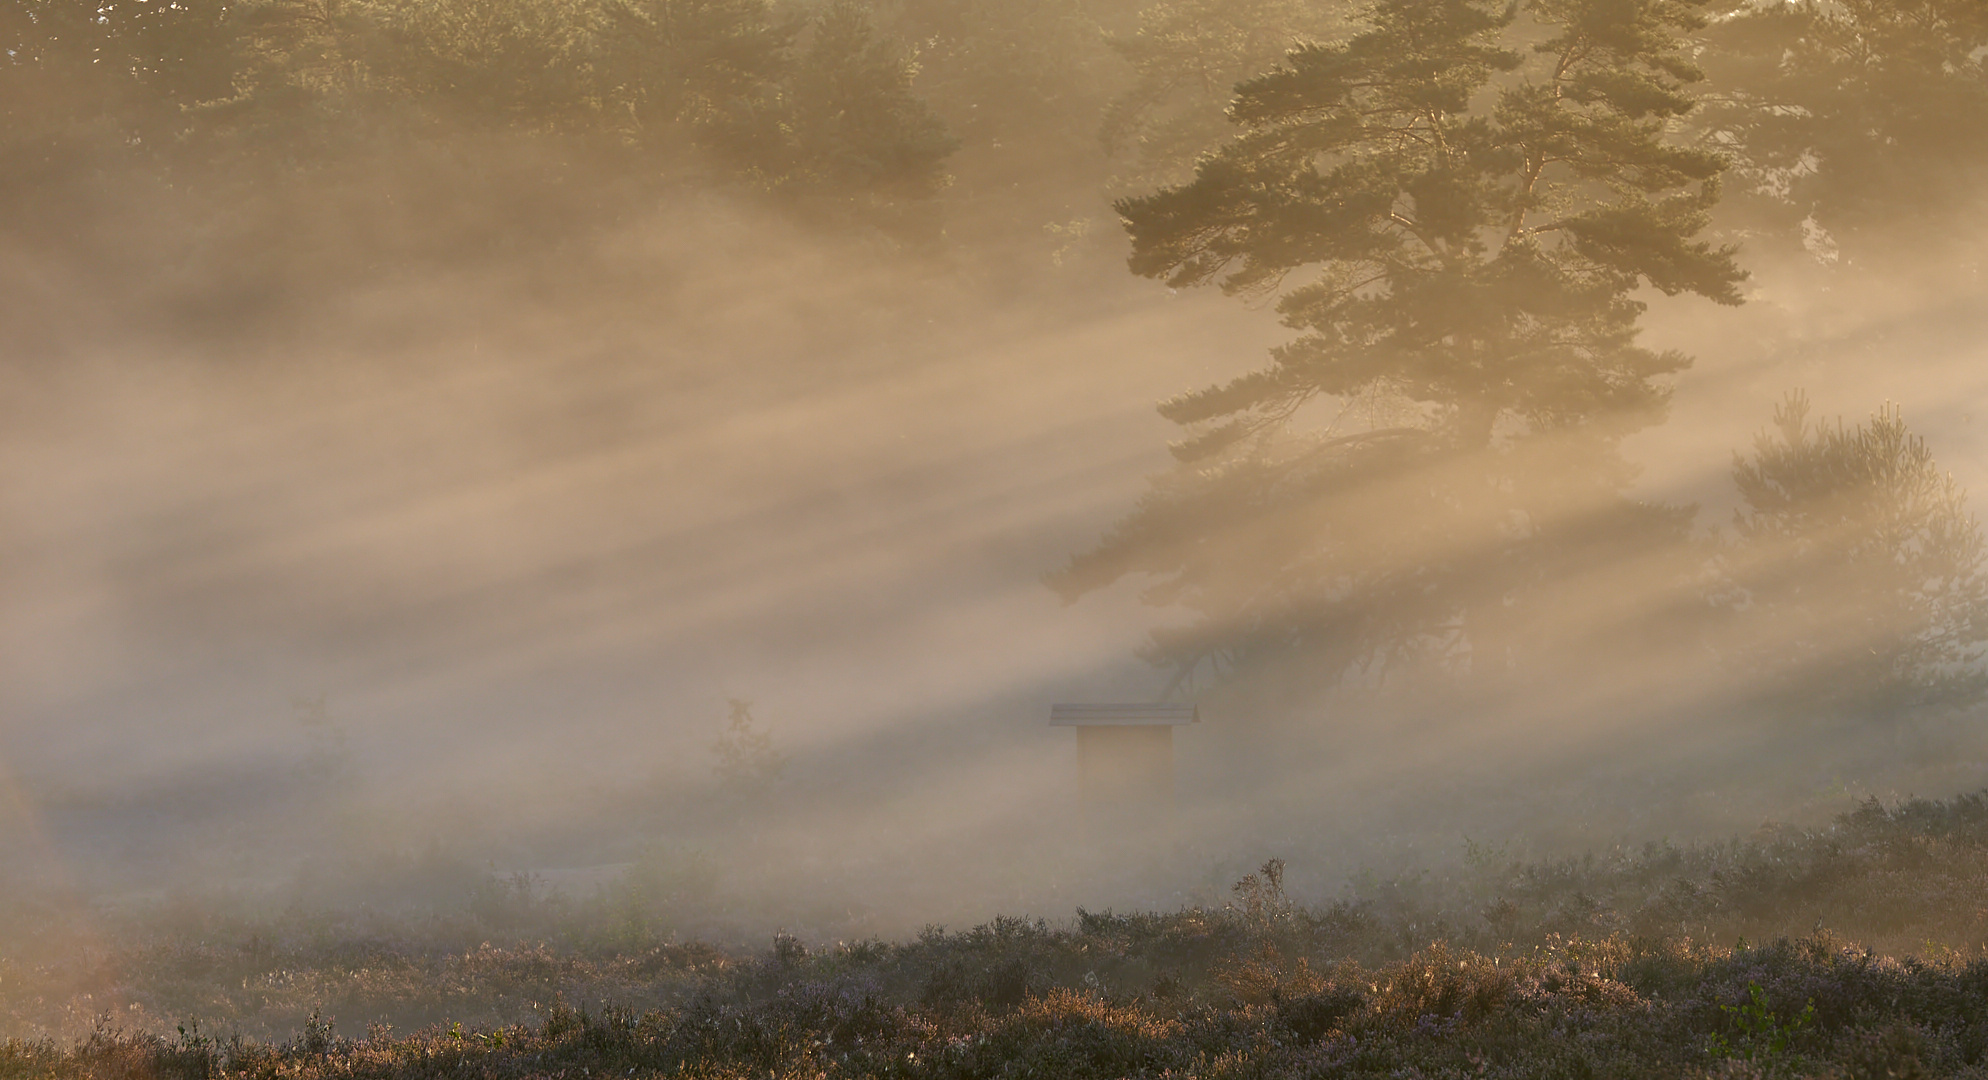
[4,0,1987,994]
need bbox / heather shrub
[17,792,1988,1076]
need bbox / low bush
[14,793,1988,1076]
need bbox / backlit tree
[1728,392,1988,719]
[1054,0,1746,695]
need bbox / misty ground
[8,4,1988,1072]
[7,151,1988,1043]
[9,182,1987,934]
[11,793,1988,1077]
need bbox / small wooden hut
[1049,703,1198,808]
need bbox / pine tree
[785,1,958,202]
[1728,392,1988,719]
[1100,0,1350,189]
[1696,0,1988,266]
[712,698,785,791]
[1054,0,1745,694]
[598,0,797,156]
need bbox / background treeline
[2,0,967,340]
[7,0,1984,296]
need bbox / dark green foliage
[367,0,611,129]
[1,0,237,137]
[1708,980,1815,1068]
[591,0,952,210]
[781,0,959,219]
[1057,0,1747,693]
[597,0,797,141]
[1099,0,1349,188]
[0,0,956,282]
[1696,0,1988,265]
[1,0,237,253]
[877,0,1123,189]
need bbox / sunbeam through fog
[5,0,1988,1046]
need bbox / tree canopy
[1099,0,1348,188]
[1054,0,1747,693]
[2,0,955,212]
[1697,0,1988,265]
[1727,393,1988,719]
[5,0,1982,722]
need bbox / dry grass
[11,792,1988,1075]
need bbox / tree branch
[1388,211,1447,262]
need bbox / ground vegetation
[12,793,1988,1076]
